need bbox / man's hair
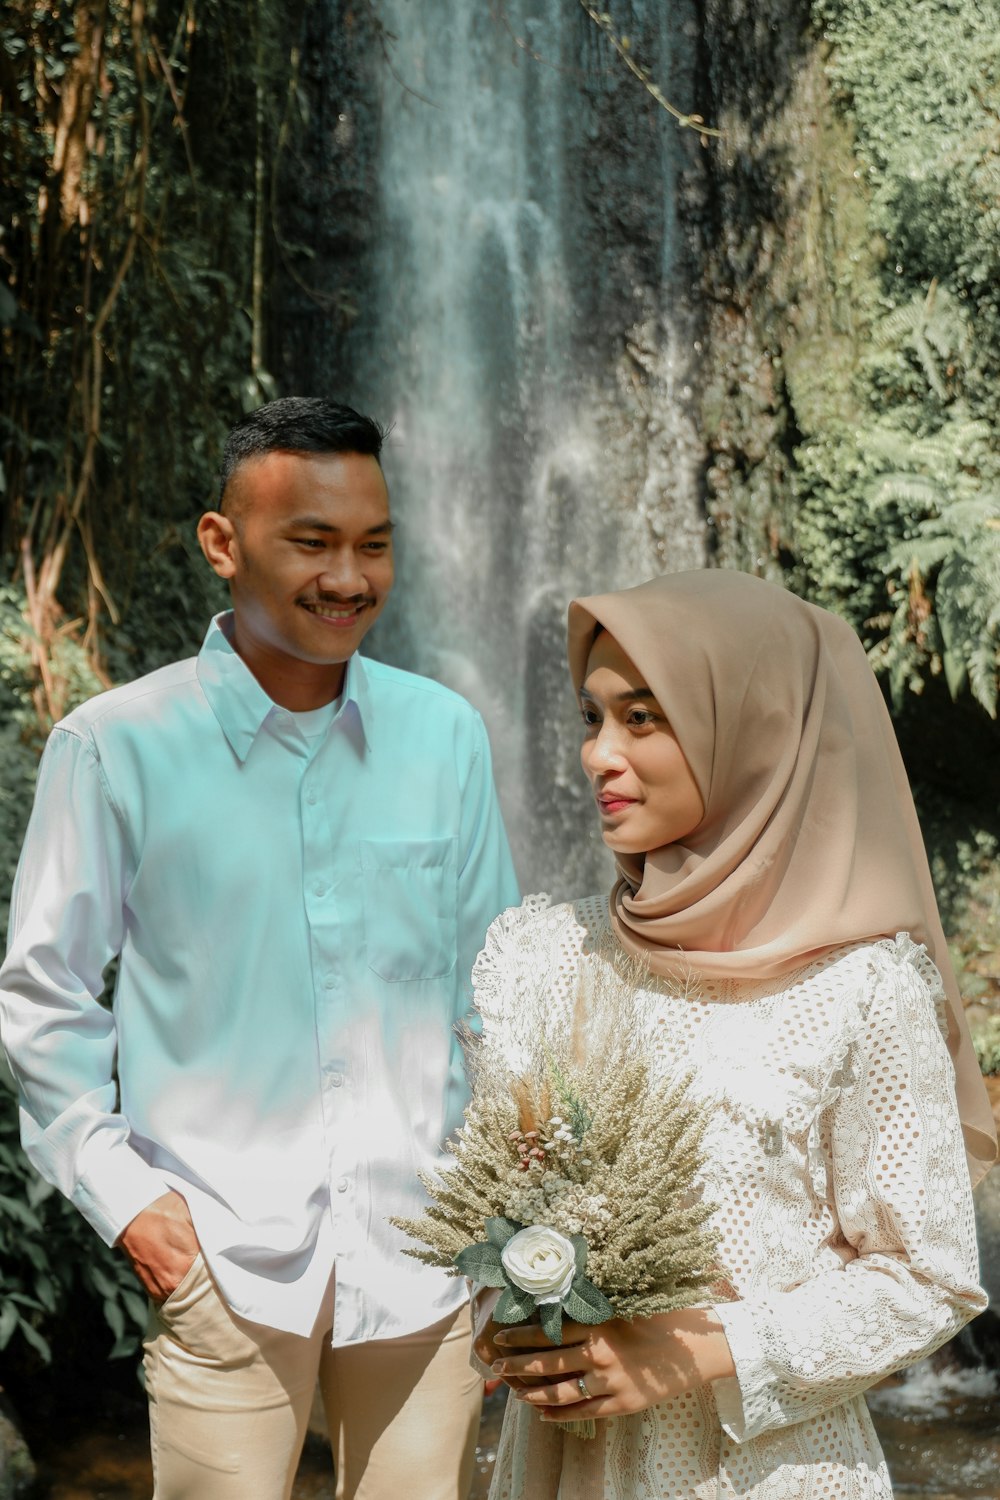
[218,397,387,508]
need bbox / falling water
[284,0,708,893]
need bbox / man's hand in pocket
[119,1190,200,1302]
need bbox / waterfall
[278,0,708,894]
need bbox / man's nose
[317,550,366,596]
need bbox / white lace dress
[471,895,987,1500]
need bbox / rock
[0,1394,35,1499]
[975,1075,1000,1341]
[975,1165,1000,1314]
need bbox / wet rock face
[970,1075,1000,1354]
[272,0,384,398]
[0,1396,35,1500]
[692,0,867,579]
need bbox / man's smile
[298,598,371,624]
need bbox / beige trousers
[143,1254,482,1500]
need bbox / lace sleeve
[712,937,987,1443]
[469,893,553,1025]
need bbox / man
[0,398,519,1498]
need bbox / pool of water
[866,1362,1000,1498]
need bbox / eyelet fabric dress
[472,895,987,1500]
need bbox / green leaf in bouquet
[485,1216,522,1249]
[563,1276,615,1325]
[571,1234,588,1276]
[540,1299,564,1345]
[494,1284,536,1324]
[454,1242,506,1286]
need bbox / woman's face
[579,631,704,855]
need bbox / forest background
[0,0,998,1400]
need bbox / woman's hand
[490,1307,735,1421]
[470,1287,546,1395]
[472,1290,557,1394]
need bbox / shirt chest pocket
[360,837,458,981]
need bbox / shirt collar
[196,612,371,762]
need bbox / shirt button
[323,974,335,990]
[314,882,327,897]
[329,1071,343,1088]
[306,788,318,805]
[336,1178,349,1194]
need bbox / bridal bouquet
[394,928,720,1383]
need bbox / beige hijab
[568,569,996,1184]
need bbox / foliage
[0,583,107,940]
[695,0,1000,1056]
[1,0,298,725]
[919,789,1000,1014]
[701,0,1000,718]
[787,0,1000,716]
[0,1093,147,1364]
[971,1016,1000,1077]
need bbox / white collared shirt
[0,615,519,1339]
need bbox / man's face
[214,450,394,672]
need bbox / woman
[472,570,995,1500]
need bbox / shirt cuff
[71,1139,170,1247]
[712,1298,785,1442]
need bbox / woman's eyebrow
[580,684,657,703]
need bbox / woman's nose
[587,722,628,773]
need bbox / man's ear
[197,511,238,580]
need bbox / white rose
[501,1225,578,1304]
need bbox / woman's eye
[580,706,600,726]
[627,709,656,728]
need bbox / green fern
[880,488,1000,716]
[872,283,970,401]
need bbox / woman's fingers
[492,1323,553,1350]
[516,1372,602,1407]
[492,1344,591,1380]
[493,1319,589,1350]
[492,1322,592,1375]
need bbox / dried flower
[392,936,719,1330]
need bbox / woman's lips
[597,793,637,814]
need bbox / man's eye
[363,542,389,553]
[295,538,324,549]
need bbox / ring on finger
[577,1375,592,1400]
